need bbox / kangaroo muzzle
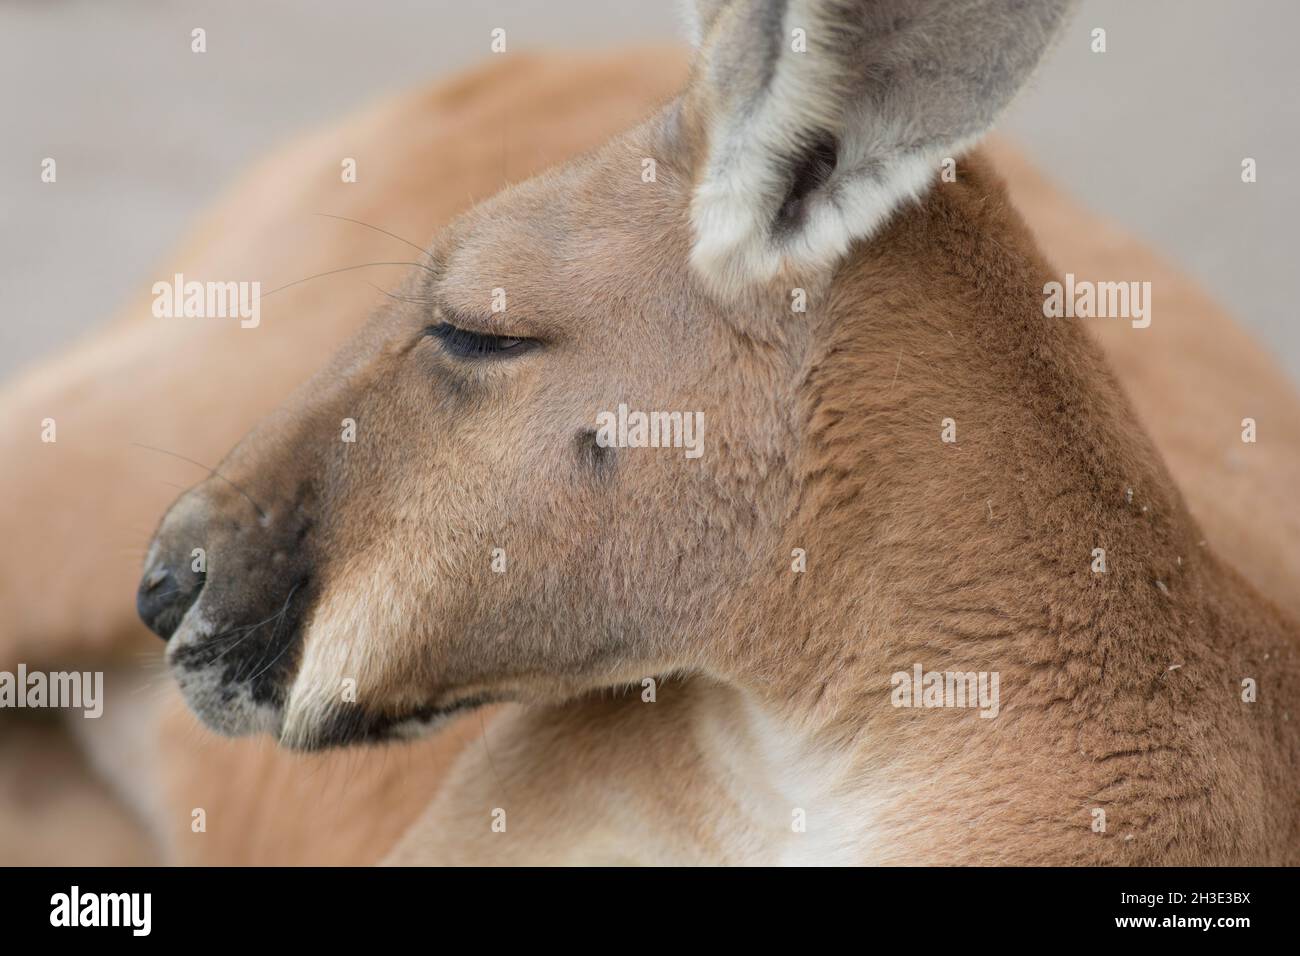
[139,470,320,736]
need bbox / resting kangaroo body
[117,0,1300,864]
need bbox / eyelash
[425,322,536,360]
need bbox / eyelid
[434,304,495,335]
[424,321,538,360]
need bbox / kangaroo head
[139,0,1074,749]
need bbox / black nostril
[136,562,205,642]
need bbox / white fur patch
[280,554,415,748]
[694,689,895,864]
[690,147,943,297]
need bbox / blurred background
[1,0,1297,381]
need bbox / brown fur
[397,146,1300,865]
[2,50,1298,865]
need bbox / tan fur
[0,49,687,865]
[395,145,1300,865]
[990,144,1300,623]
[2,50,1298,865]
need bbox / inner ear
[775,132,838,233]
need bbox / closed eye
[424,322,538,360]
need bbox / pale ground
[1,0,1297,382]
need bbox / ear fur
[684,0,1076,297]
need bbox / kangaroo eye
[425,322,536,360]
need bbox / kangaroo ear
[683,0,1076,296]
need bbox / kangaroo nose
[137,561,205,641]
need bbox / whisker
[313,212,430,257]
[261,260,440,299]
[234,583,303,679]
[245,605,301,682]
[365,281,435,306]
[129,442,268,522]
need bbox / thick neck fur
[698,151,1300,863]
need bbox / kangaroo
[128,0,1299,864]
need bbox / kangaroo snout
[141,469,320,737]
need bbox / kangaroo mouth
[161,572,316,739]
[287,695,499,751]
